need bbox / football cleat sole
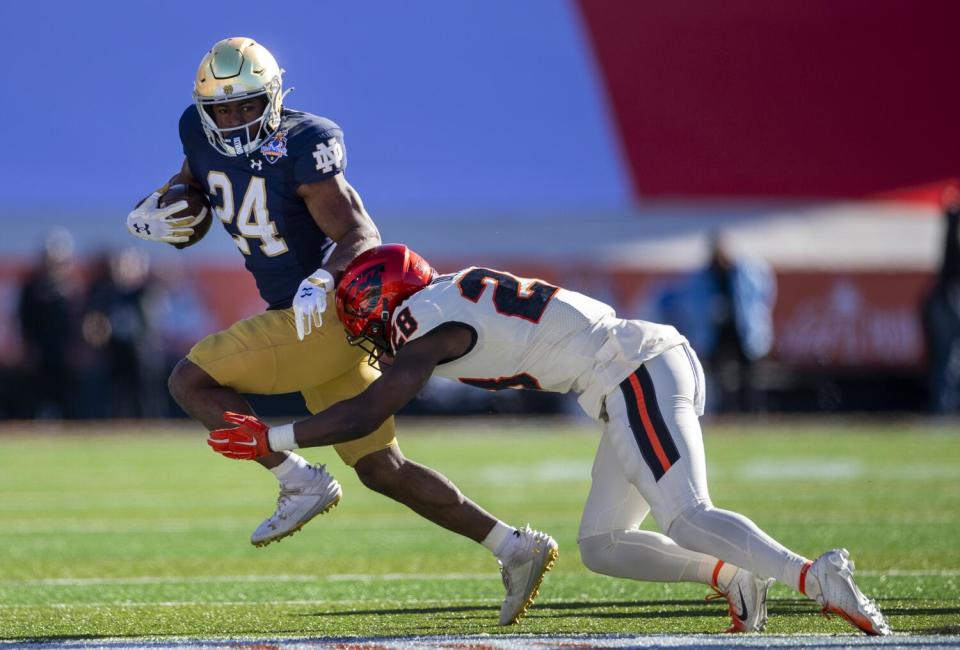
[812,548,890,636]
[251,493,342,548]
[823,602,889,636]
[502,545,559,625]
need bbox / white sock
[481,521,517,558]
[269,453,314,485]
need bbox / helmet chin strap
[227,132,260,157]
[230,135,247,156]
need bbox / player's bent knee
[578,533,620,576]
[168,358,219,407]
[353,447,405,495]
[355,466,403,496]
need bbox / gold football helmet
[194,37,289,157]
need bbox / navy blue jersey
[179,105,348,309]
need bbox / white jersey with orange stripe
[391,267,688,418]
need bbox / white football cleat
[251,464,342,547]
[708,567,774,633]
[498,526,558,625]
[807,548,890,636]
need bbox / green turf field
[1,419,958,640]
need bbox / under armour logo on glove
[125,191,193,244]
[299,287,315,299]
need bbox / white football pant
[578,343,807,590]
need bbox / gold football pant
[186,307,397,466]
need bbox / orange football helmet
[335,244,435,364]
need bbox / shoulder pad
[283,110,348,183]
[283,110,343,145]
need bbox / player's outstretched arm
[293,340,442,446]
[292,175,381,339]
[208,325,473,460]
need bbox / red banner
[576,1,960,199]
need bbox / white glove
[293,268,336,340]
[126,192,194,244]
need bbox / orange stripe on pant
[628,373,673,475]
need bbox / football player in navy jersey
[126,38,555,624]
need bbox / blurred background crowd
[4,232,212,419]
[4,197,958,420]
[1,1,958,420]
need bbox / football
[159,183,213,249]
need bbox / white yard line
[1,573,493,587]
[859,569,960,577]
[3,569,957,588]
[1,635,953,649]
[0,598,487,609]
[326,572,492,582]
[4,575,319,586]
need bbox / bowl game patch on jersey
[261,130,288,164]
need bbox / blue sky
[0,1,630,222]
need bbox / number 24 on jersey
[207,171,288,257]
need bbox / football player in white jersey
[208,244,890,635]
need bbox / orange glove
[207,411,272,460]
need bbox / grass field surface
[1,418,958,642]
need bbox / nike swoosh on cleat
[736,585,749,622]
